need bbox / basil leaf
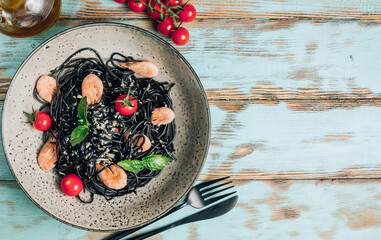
[142,154,170,171]
[78,97,88,125]
[117,160,144,173]
[70,125,89,146]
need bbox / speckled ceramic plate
[2,23,210,231]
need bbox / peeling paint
[1,200,15,211]
[317,226,337,239]
[271,205,304,221]
[304,133,352,143]
[188,224,199,240]
[288,231,300,237]
[229,143,264,160]
[335,207,380,230]
[288,68,322,82]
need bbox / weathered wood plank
[204,103,381,180]
[2,179,381,239]
[59,0,381,20]
[1,19,381,100]
[2,102,381,181]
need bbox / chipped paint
[1,200,15,211]
[304,133,352,143]
[306,43,318,53]
[288,231,300,237]
[288,68,322,82]
[81,232,112,240]
[335,207,380,230]
[317,226,337,239]
[188,224,199,240]
[229,143,264,160]
[271,205,303,221]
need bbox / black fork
[105,176,236,240]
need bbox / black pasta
[34,48,176,202]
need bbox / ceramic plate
[2,23,210,231]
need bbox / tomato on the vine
[171,27,189,45]
[24,110,52,131]
[114,0,127,3]
[178,4,196,22]
[147,1,166,19]
[157,17,175,36]
[61,174,83,197]
[166,0,181,7]
[115,93,138,116]
[128,0,147,13]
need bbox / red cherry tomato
[171,27,189,45]
[114,0,127,3]
[157,17,175,36]
[61,174,83,197]
[178,4,196,22]
[33,112,52,131]
[25,110,52,131]
[115,94,138,115]
[166,0,181,7]
[147,1,166,19]
[128,0,147,13]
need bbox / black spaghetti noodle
[34,48,176,202]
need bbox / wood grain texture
[59,0,381,20]
[1,0,381,238]
[2,19,381,100]
[1,102,381,181]
[2,179,381,239]
[1,19,381,180]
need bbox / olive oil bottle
[0,0,61,37]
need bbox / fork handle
[104,201,188,240]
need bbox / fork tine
[203,185,235,199]
[195,176,230,190]
[204,191,237,206]
[200,181,232,194]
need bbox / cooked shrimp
[96,163,127,190]
[124,130,152,152]
[36,75,57,103]
[120,61,159,78]
[152,107,175,126]
[37,137,57,171]
[81,74,104,105]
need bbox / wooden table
[2,0,381,239]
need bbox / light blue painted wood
[61,0,381,19]
[2,101,381,180]
[2,20,381,96]
[1,0,381,238]
[206,103,381,176]
[1,179,381,239]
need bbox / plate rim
[1,22,211,232]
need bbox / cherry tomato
[115,94,138,115]
[171,27,189,45]
[128,0,147,13]
[24,110,52,131]
[178,4,196,22]
[166,0,181,7]
[61,174,83,197]
[147,1,166,19]
[157,17,175,36]
[114,0,127,3]
[33,112,52,131]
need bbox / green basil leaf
[70,125,89,147]
[117,160,144,173]
[78,96,88,125]
[142,154,170,171]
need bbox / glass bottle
[0,0,61,37]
